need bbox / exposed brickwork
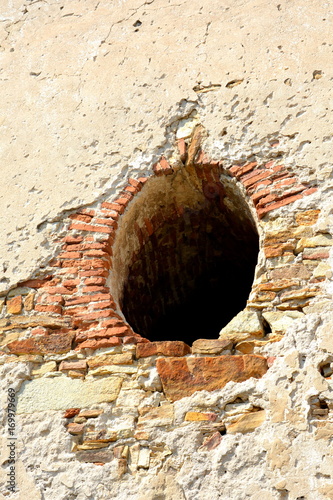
[0,139,325,357]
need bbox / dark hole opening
[119,171,259,345]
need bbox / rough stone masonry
[1,1,333,499]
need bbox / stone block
[6,295,23,314]
[219,309,264,342]
[17,375,122,413]
[79,409,103,418]
[226,410,266,434]
[137,404,174,428]
[31,361,57,377]
[156,355,268,402]
[192,339,233,354]
[185,411,217,422]
[87,352,133,368]
[262,310,304,334]
[67,423,85,435]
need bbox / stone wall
[1,1,333,499]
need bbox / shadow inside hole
[121,202,259,345]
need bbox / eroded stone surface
[156,355,268,401]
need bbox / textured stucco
[1,1,333,500]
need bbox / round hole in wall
[111,164,259,345]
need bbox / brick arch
[5,135,323,356]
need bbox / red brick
[43,286,75,295]
[137,177,148,184]
[62,236,84,244]
[79,270,109,278]
[42,295,65,304]
[246,179,272,194]
[94,218,118,228]
[242,170,273,188]
[113,197,129,207]
[257,193,304,218]
[69,214,93,223]
[303,187,317,196]
[64,408,81,419]
[233,161,258,179]
[65,293,112,305]
[65,306,87,316]
[73,309,115,321]
[84,277,106,286]
[77,209,96,216]
[100,208,119,220]
[100,316,124,327]
[59,251,82,259]
[128,178,141,188]
[274,177,296,189]
[35,304,63,315]
[257,193,278,207]
[69,223,113,234]
[82,242,110,250]
[63,279,80,288]
[82,286,109,294]
[105,326,131,337]
[76,337,122,350]
[124,185,137,194]
[90,300,116,310]
[83,249,111,258]
[251,188,271,204]
[229,165,241,177]
[81,258,110,270]
[18,276,53,288]
[101,202,125,214]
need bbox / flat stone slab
[192,339,233,354]
[156,355,268,402]
[17,375,122,413]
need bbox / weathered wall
[1,1,333,499]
